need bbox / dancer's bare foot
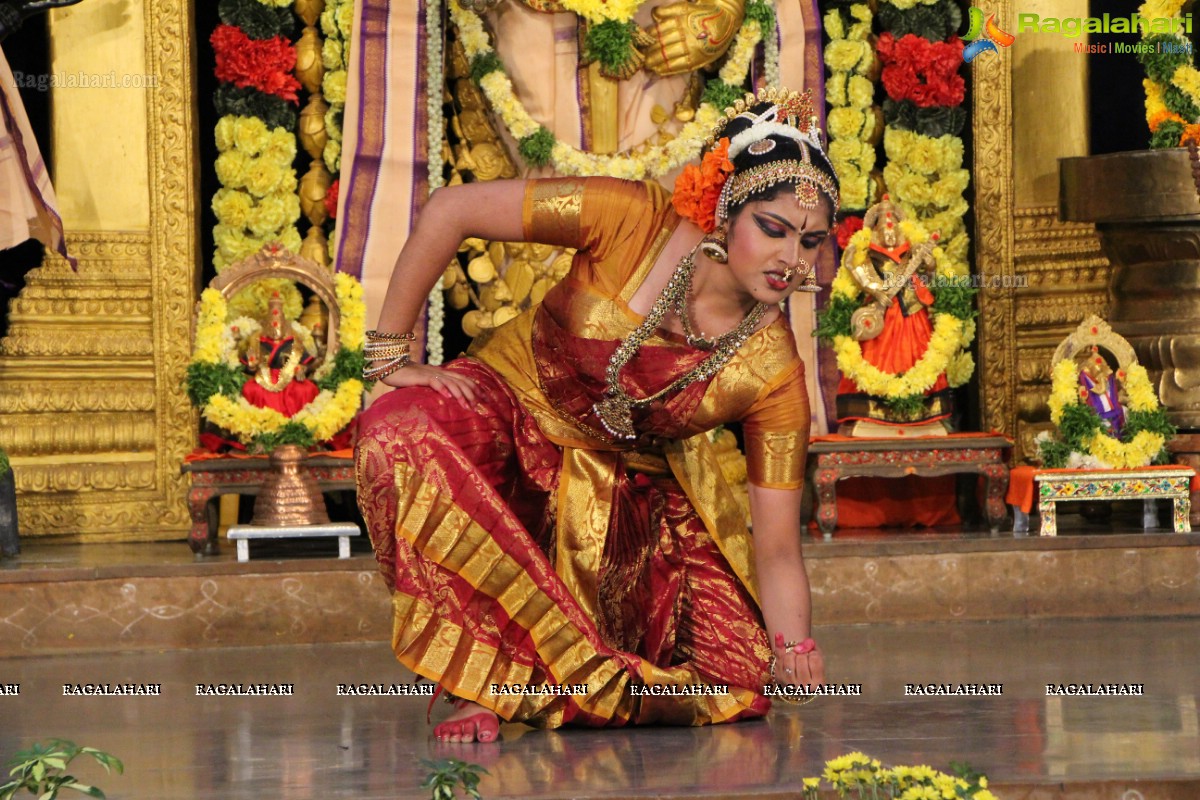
[433,700,499,743]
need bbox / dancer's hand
[772,637,825,689]
[381,364,478,405]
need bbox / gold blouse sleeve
[522,178,671,289]
[742,360,810,490]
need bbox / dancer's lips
[764,270,790,291]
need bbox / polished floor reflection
[1,618,1197,798]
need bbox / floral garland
[822,1,877,214]
[186,272,368,451]
[874,0,971,273]
[1038,357,1174,469]
[423,0,446,365]
[1137,0,1200,147]
[211,0,304,321]
[448,0,773,180]
[803,752,996,800]
[320,0,354,263]
[817,217,976,406]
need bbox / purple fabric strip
[335,0,393,278]
[0,83,75,269]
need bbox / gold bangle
[366,329,417,341]
[363,354,410,381]
[364,344,412,360]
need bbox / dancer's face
[725,191,832,304]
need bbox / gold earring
[700,227,728,264]
[795,258,820,293]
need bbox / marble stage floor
[1,617,1198,799]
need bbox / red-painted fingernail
[774,633,785,647]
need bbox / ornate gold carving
[2,413,158,455]
[971,4,1017,447]
[0,0,199,539]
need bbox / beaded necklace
[592,245,767,441]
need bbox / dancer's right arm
[373,180,528,398]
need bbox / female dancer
[356,87,836,742]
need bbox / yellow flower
[262,128,297,164]
[335,272,367,350]
[802,777,821,788]
[212,188,254,230]
[324,138,343,174]
[947,351,974,387]
[215,150,251,190]
[825,40,872,74]
[232,116,269,155]
[336,0,354,38]
[827,73,848,107]
[244,158,289,199]
[229,278,305,322]
[214,115,237,152]
[247,192,297,238]
[1171,65,1200,107]
[322,37,344,71]
[848,76,875,109]
[1140,0,1186,20]
[324,69,348,105]
[824,8,845,39]
[828,107,866,141]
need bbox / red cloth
[829,475,961,528]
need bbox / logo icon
[961,8,1016,62]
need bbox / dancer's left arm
[749,484,826,688]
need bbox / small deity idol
[1076,345,1125,438]
[240,291,320,417]
[836,197,952,433]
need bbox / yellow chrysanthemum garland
[802,751,997,800]
[320,0,354,259]
[187,272,367,451]
[822,218,976,405]
[881,124,970,272]
[823,2,877,213]
[213,116,303,273]
[1042,357,1173,469]
[449,0,768,180]
[1138,0,1200,147]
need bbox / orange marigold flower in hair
[672,138,734,233]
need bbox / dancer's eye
[801,233,828,249]
[755,216,786,238]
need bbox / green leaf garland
[218,0,295,41]
[214,85,298,131]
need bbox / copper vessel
[251,444,331,527]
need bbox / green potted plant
[0,740,123,799]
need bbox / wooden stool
[805,435,1012,536]
[1034,468,1194,535]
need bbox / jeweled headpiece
[673,87,840,232]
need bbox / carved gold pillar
[0,0,198,540]
[974,0,1110,461]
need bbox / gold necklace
[592,246,767,441]
[674,259,759,351]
